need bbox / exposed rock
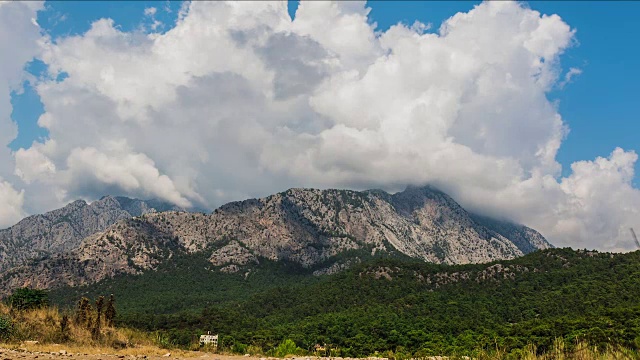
[0,186,552,293]
[0,196,185,272]
[313,259,361,276]
[209,241,258,266]
[220,264,241,274]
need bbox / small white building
[199,332,218,348]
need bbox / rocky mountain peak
[392,185,468,222]
[0,196,184,272]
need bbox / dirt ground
[0,347,395,360]
[0,348,265,360]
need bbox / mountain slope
[51,248,640,357]
[0,196,185,272]
[0,186,551,293]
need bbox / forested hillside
[48,248,640,357]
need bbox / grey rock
[0,186,551,293]
[0,196,185,272]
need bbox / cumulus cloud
[0,1,43,225]
[0,0,43,148]
[0,178,25,228]
[63,147,192,208]
[2,1,639,251]
[14,144,56,184]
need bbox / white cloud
[0,177,25,228]
[0,0,43,149]
[559,67,582,88]
[555,148,640,250]
[3,0,639,251]
[143,7,161,31]
[14,143,56,184]
[144,7,157,17]
[62,147,192,208]
[292,1,381,70]
[0,0,43,226]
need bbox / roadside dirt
[1,348,244,360]
[0,348,395,360]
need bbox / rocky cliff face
[0,186,552,293]
[0,196,184,272]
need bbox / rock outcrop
[0,186,552,293]
[0,196,184,272]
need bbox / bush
[231,342,248,354]
[7,288,49,310]
[74,297,93,329]
[0,316,12,340]
[246,345,263,355]
[154,331,173,349]
[273,339,303,357]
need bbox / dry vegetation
[471,339,640,360]
[0,302,199,357]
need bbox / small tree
[60,314,70,341]
[92,296,105,340]
[7,288,48,310]
[104,294,116,327]
[273,339,302,357]
[75,297,93,329]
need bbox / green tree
[92,296,105,340]
[104,294,116,327]
[7,288,48,310]
[273,339,301,357]
[75,297,93,329]
[60,314,70,341]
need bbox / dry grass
[0,303,202,357]
[471,339,640,360]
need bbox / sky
[1,1,639,252]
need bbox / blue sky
[10,0,640,183]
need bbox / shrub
[154,331,173,349]
[273,339,302,357]
[59,314,70,341]
[231,342,248,354]
[104,294,116,327]
[246,345,263,355]
[92,296,105,340]
[7,288,49,310]
[74,297,93,329]
[0,315,12,340]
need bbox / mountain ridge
[0,185,552,294]
[0,195,185,273]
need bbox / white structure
[199,332,218,348]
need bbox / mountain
[0,196,185,273]
[0,186,551,294]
